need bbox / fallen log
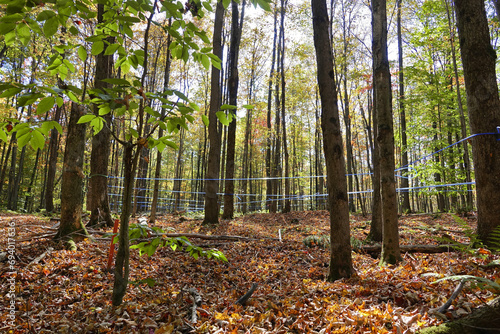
[356,243,467,255]
[418,296,500,334]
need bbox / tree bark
[87,3,115,227]
[203,0,224,225]
[55,103,89,243]
[45,103,62,213]
[312,0,353,281]
[372,0,401,265]
[454,0,500,246]
[222,0,245,219]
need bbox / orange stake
[107,219,120,271]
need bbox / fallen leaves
[0,212,498,333]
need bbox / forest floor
[1,211,499,334]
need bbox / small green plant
[125,223,227,261]
[423,273,500,295]
[487,224,500,252]
[436,214,484,256]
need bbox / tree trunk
[54,103,89,243]
[45,103,63,213]
[397,0,411,213]
[454,0,500,246]
[223,0,245,219]
[372,0,401,265]
[311,0,353,281]
[87,3,115,227]
[203,0,224,225]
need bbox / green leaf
[242,104,254,109]
[216,111,230,126]
[0,23,16,36]
[256,0,272,11]
[17,23,31,46]
[43,16,59,37]
[102,78,131,86]
[104,43,120,56]
[77,114,96,124]
[36,10,56,21]
[77,45,87,62]
[90,116,104,135]
[201,114,209,127]
[220,104,237,110]
[37,96,55,115]
[0,129,8,142]
[66,90,79,103]
[0,87,22,98]
[91,40,104,55]
[17,130,31,149]
[30,129,45,150]
[200,53,210,70]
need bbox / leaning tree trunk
[372,0,401,265]
[311,0,353,281]
[54,103,89,244]
[454,0,500,246]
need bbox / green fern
[488,224,500,252]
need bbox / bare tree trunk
[454,0,500,246]
[45,103,63,212]
[312,0,353,281]
[87,3,115,227]
[55,103,89,243]
[372,0,401,265]
[203,0,225,225]
[223,0,245,219]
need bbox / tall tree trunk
[454,0,500,246]
[368,90,383,242]
[203,0,224,225]
[150,19,172,224]
[372,0,401,265]
[397,0,411,213]
[223,0,245,219]
[266,7,278,213]
[444,0,473,210]
[312,0,353,281]
[54,103,89,243]
[87,3,115,227]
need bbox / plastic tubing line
[396,131,499,171]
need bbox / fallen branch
[188,288,202,323]
[236,283,258,306]
[27,247,53,267]
[357,243,467,255]
[437,279,466,314]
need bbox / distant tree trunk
[203,0,224,225]
[150,19,172,224]
[173,129,185,211]
[454,0,500,246]
[87,3,115,227]
[312,0,354,281]
[54,103,89,243]
[24,148,41,212]
[279,0,291,213]
[266,7,278,213]
[223,0,245,219]
[397,0,411,213]
[372,0,401,265]
[45,103,63,213]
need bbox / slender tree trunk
[397,0,411,213]
[45,103,63,212]
[203,0,224,225]
[312,0,353,281]
[223,0,245,219]
[454,0,500,246]
[372,0,401,265]
[55,103,89,243]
